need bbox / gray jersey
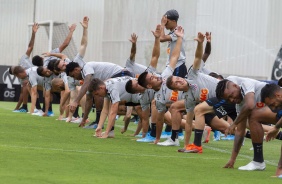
[43,48,60,67]
[125,58,156,77]
[73,53,85,68]
[27,67,44,87]
[19,54,33,69]
[226,76,267,111]
[105,76,140,104]
[154,66,177,112]
[165,32,186,68]
[44,72,68,91]
[138,88,155,111]
[68,76,81,91]
[82,61,124,80]
[184,69,219,112]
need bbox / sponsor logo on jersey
[199,88,209,101]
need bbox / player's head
[88,78,107,97]
[47,59,60,75]
[51,78,65,92]
[125,79,145,94]
[166,75,188,91]
[65,62,82,80]
[8,66,15,75]
[278,77,282,87]
[164,9,179,30]
[138,71,162,89]
[13,66,27,79]
[37,66,53,77]
[216,79,243,103]
[32,55,44,66]
[209,72,224,80]
[55,58,69,72]
[261,83,282,112]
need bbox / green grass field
[0,101,281,184]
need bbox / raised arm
[58,23,77,52]
[202,32,211,62]
[129,33,138,61]
[192,32,205,70]
[160,15,171,42]
[42,52,67,60]
[149,25,161,69]
[168,26,184,70]
[79,16,89,57]
[26,23,39,57]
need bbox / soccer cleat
[136,135,156,142]
[47,111,54,117]
[221,135,235,141]
[71,118,82,124]
[179,143,203,153]
[18,108,28,113]
[101,130,115,138]
[31,110,44,116]
[213,130,221,141]
[202,127,211,143]
[157,138,180,146]
[160,131,172,139]
[13,110,20,112]
[178,132,184,140]
[238,161,266,171]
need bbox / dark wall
[0,65,59,104]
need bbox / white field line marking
[0,105,277,165]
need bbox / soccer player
[137,25,185,145]
[13,22,39,113]
[261,83,282,177]
[215,77,269,170]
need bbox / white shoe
[101,130,115,138]
[71,118,82,124]
[157,138,180,146]
[238,161,266,171]
[31,110,43,116]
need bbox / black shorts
[206,97,237,121]
[204,113,216,126]
[111,70,134,78]
[173,63,187,78]
[125,102,140,106]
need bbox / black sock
[48,102,52,111]
[111,126,115,131]
[194,129,204,146]
[150,123,156,137]
[276,131,282,140]
[148,125,151,132]
[22,104,27,110]
[245,130,251,139]
[171,129,179,141]
[73,106,79,118]
[95,110,101,124]
[253,143,264,163]
[36,99,41,110]
[165,125,172,132]
[179,128,183,134]
[82,113,84,118]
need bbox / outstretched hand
[205,32,212,42]
[129,33,138,43]
[69,23,77,32]
[151,24,161,38]
[161,15,168,26]
[194,32,205,43]
[80,16,89,29]
[174,26,184,38]
[32,23,39,33]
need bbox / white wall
[1,0,282,79]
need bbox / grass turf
[0,101,281,184]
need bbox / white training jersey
[105,76,140,104]
[165,31,186,68]
[226,76,267,111]
[184,69,219,112]
[138,88,155,111]
[125,58,156,77]
[81,61,124,80]
[43,48,60,67]
[19,54,33,69]
[26,67,44,87]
